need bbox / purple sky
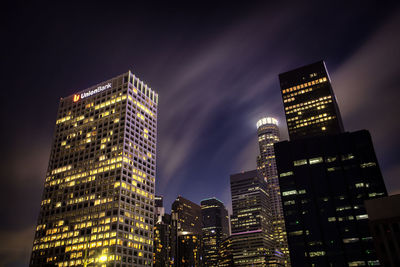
[2,2,400,266]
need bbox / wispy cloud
[156,6,298,195]
[332,10,400,190]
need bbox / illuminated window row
[48,156,123,181]
[55,113,88,126]
[56,108,121,130]
[283,87,313,100]
[46,161,123,188]
[286,99,332,115]
[285,95,332,111]
[291,112,329,125]
[282,77,328,94]
[289,116,335,129]
[113,181,152,199]
[94,94,127,111]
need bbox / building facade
[365,194,400,267]
[153,195,172,267]
[256,117,289,266]
[153,214,171,267]
[30,71,158,267]
[200,198,229,266]
[171,196,203,266]
[230,170,276,266]
[218,237,233,267]
[176,234,202,267]
[278,60,344,140]
[275,130,387,266]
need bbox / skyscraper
[30,71,158,267]
[256,117,289,266]
[170,196,203,266]
[256,117,279,180]
[278,60,344,140]
[230,170,276,266]
[200,197,229,266]
[275,130,387,266]
[276,60,387,267]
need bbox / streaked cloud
[332,10,400,194]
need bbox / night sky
[2,2,400,266]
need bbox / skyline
[2,2,400,266]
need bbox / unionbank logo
[73,83,112,102]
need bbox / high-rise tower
[275,130,387,266]
[170,196,203,266]
[275,61,388,266]
[278,60,344,140]
[200,197,229,267]
[30,71,158,267]
[257,117,279,179]
[230,170,276,266]
[256,117,289,266]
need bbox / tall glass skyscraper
[256,117,289,266]
[30,71,158,267]
[275,130,387,266]
[229,170,276,266]
[278,60,344,140]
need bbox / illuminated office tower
[230,170,276,266]
[30,71,158,267]
[170,196,203,266]
[256,117,289,266]
[200,198,229,267]
[278,60,344,140]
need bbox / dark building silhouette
[275,130,387,266]
[365,194,400,267]
[171,196,203,266]
[230,170,276,266]
[279,60,344,140]
[153,195,172,267]
[154,213,172,267]
[200,197,229,266]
